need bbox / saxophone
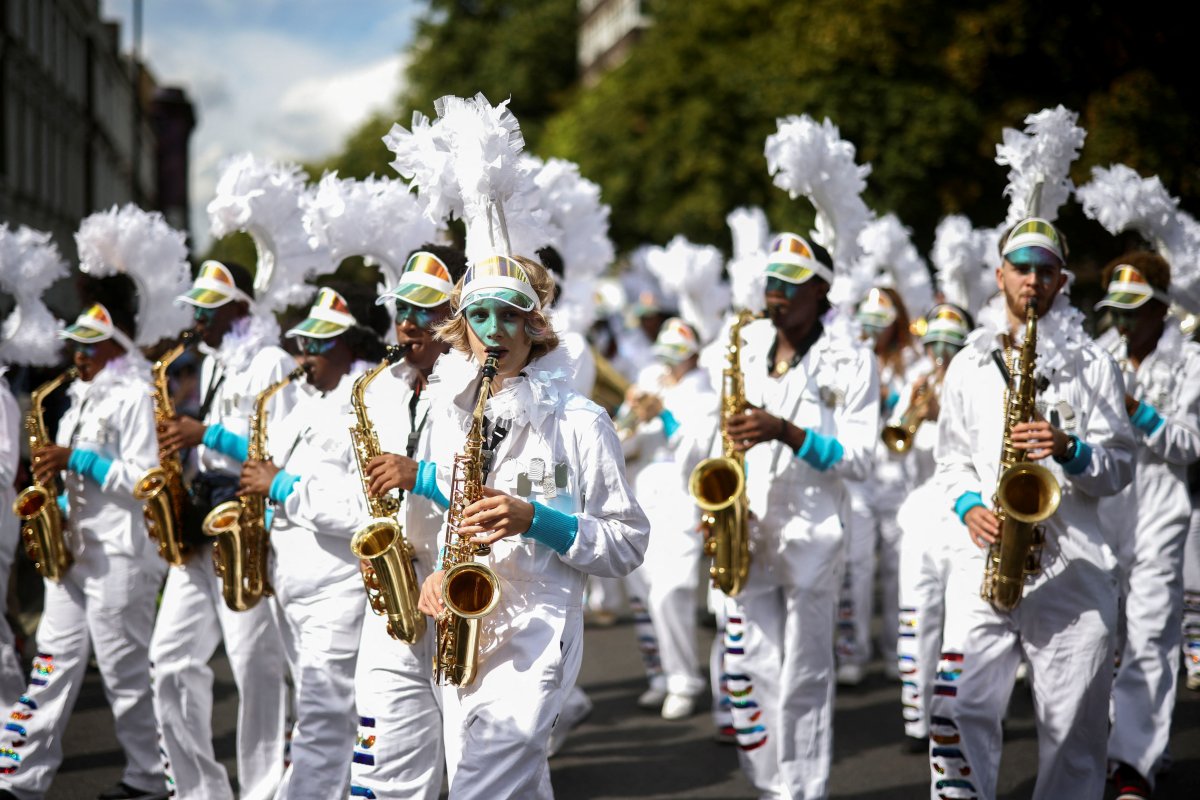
[133,332,195,566]
[12,368,77,582]
[348,344,427,644]
[202,366,303,611]
[434,351,502,687]
[881,364,944,454]
[688,309,755,597]
[980,301,1062,611]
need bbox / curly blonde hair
[433,254,561,362]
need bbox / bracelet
[778,416,788,441]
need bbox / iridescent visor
[459,287,536,314]
[766,260,818,285]
[60,322,109,342]
[654,343,693,364]
[381,283,450,308]
[182,286,235,308]
[1095,287,1154,310]
[288,317,349,338]
[922,321,968,346]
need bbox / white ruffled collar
[69,351,151,400]
[969,293,1089,380]
[208,313,282,372]
[429,346,575,430]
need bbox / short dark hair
[80,274,137,339]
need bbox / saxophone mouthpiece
[386,343,413,364]
[481,349,501,378]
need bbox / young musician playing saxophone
[406,255,648,799]
[717,233,878,798]
[931,219,1135,800]
[149,261,294,800]
[232,285,387,800]
[0,283,168,800]
[348,246,466,800]
[1095,253,1200,798]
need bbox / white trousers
[441,609,583,800]
[271,572,364,800]
[0,545,166,799]
[150,553,288,800]
[930,547,1117,800]
[350,603,442,800]
[723,531,842,800]
[837,494,902,672]
[1182,503,1200,684]
[895,487,956,740]
[0,509,24,706]
[623,569,665,694]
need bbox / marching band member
[931,218,1135,799]
[0,369,18,706]
[149,260,293,800]
[721,233,879,797]
[0,286,168,800]
[411,254,649,798]
[232,285,385,800]
[620,318,717,720]
[892,303,974,748]
[350,246,466,799]
[1096,253,1200,798]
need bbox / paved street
[48,618,1200,799]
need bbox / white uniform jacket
[268,362,373,590]
[737,318,879,543]
[197,315,298,478]
[621,363,718,492]
[1,372,18,527]
[57,355,158,559]
[936,298,1137,576]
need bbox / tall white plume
[995,105,1086,225]
[384,110,461,226]
[855,213,935,316]
[0,224,68,366]
[931,216,1001,317]
[726,207,768,314]
[644,235,730,344]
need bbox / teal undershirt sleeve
[412,461,450,510]
[659,409,680,440]
[795,429,844,471]
[523,502,579,554]
[268,470,300,504]
[1130,401,1165,437]
[67,449,113,487]
[202,424,249,462]
[954,490,985,523]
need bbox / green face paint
[465,297,528,345]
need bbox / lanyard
[480,420,509,485]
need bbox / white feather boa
[971,293,1089,381]
[72,351,152,399]
[428,345,576,432]
[207,313,283,373]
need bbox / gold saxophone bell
[351,518,427,644]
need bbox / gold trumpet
[881,368,943,454]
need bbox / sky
[99,0,424,250]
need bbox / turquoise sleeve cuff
[56,494,69,518]
[202,423,249,462]
[795,429,844,471]
[67,449,113,486]
[885,389,900,413]
[1130,401,1165,436]
[1060,438,1092,475]
[659,409,680,439]
[268,470,300,504]
[413,461,449,509]
[265,506,275,530]
[523,502,579,554]
[954,491,985,524]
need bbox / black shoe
[1111,762,1152,800]
[96,783,171,800]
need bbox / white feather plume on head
[726,207,768,313]
[995,105,1086,225]
[931,215,1001,318]
[524,155,614,333]
[431,93,557,264]
[764,115,875,304]
[75,204,192,347]
[644,235,730,344]
[855,214,935,317]
[1076,163,1200,313]
[384,110,461,226]
[302,173,439,289]
[0,223,68,366]
[208,153,332,314]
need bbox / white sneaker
[1187,672,1200,692]
[637,687,668,709]
[836,663,864,686]
[661,693,696,720]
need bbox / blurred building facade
[578,0,651,86]
[0,0,195,262]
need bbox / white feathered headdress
[0,224,68,366]
[384,110,461,227]
[1075,163,1200,314]
[302,173,439,290]
[208,153,333,314]
[764,115,875,306]
[524,155,614,333]
[995,105,1086,224]
[855,214,935,316]
[75,204,192,347]
[644,235,730,344]
[931,216,1002,318]
[726,207,769,314]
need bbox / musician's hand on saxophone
[158,414,206,456]
[457,485,535,546]
[32,444,71,486]
[1010,420,1068,461]
[237,460,279,496]
[725,405,805,453]
[364,453,418,497]
[964,506,1001,547]
[417,570,446,616]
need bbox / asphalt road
[46,618,1200,799]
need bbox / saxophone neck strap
[480,420,510,485]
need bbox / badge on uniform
[516,458,568,499]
